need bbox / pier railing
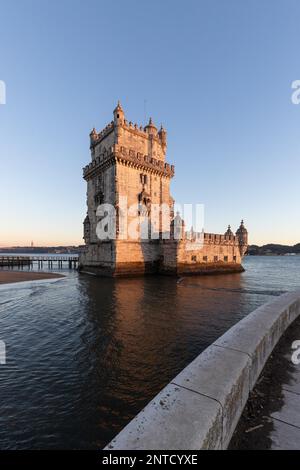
[0,255,79,269]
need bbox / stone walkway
[229,315,300,450]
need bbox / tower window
[140,174,148,185]
[117,114,119,118]
[94,191,104,205]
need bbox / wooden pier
[0,255,79,270]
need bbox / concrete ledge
[104,289,300,450]
[106,384,223,450]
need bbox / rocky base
[79,261,159,277]
[176,262,245,276]
[78,262,245,278]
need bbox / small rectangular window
[191,255,197,262]
[140,174,148,185]
[224,256,228,262]
[233,256,237,262]
[203,256,208,262]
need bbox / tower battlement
[90,102,167,162]
[83,144,175,180]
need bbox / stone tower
[80,102,175,276]
[79,102,248,277]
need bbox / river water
[0,256,300,449]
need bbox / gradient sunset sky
[1,0,300,246]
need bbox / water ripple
[0,257,300,449]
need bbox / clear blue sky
[1,0,300,246]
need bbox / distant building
[79,102,248,276]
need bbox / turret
[224,225,234,237]
[113,101,124,142]
[113,100,124,124]
[236,220,248,255]
[83,214,90,244]
[158,124,167,152]
[89,127,98,146]
[171,211,185,240]
[144,117,157,136]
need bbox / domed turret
[158,124,167,151]
[171,211,185,240]
[236,220,248,255]
[113,100,124,125]
[224,225,234,237]
[89,127,98,145]
[144,117,157,135]
[113,101,124,143]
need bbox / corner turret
[225,225,234,237]
[83,214,90,244]
[113,100,124,124]
[236,220,248,255]
[89,127,98,146]
[144,117,157,136]
[171,211,185,240]
[158,124,167,152]
[113,101,124,142]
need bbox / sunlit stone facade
[79,103,248,276]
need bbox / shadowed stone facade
[79,103,248,277]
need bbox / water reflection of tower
[76,273,246,448]
[77,275,184,447]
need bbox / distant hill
[247,244,300,256]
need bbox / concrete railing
[105,289,300,450]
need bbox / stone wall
[114,240,160,275]
[87,164,116,244]
[80,237,244,276]
[90,110,167,163]
[117,124,166,162]
[92,130,115,160]
[79,241,115,274]
[161,236,243,275]
[116,162,172,236]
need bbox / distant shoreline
[248,244,300,256]
[0,271,65,285]
[0,247,80,255]
[247,253,300,256]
